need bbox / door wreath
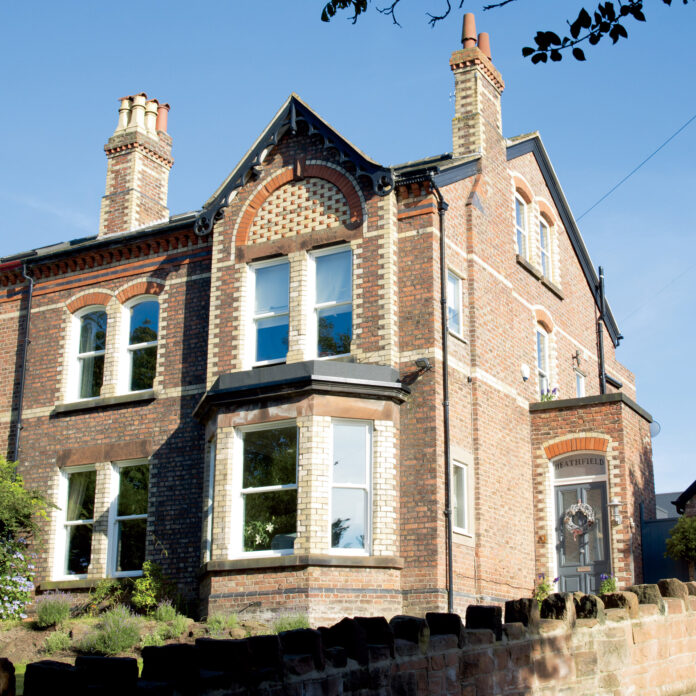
[563,500,596,539]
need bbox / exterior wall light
[415,357,433,371]
[608,498,622,526]
[521,363,530,382]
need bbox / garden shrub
[0,542,35,620]
[132,562,175,614]
[86,579,130,616]
[36,592,72,628]
[665,514,696,580]
[78,605,142,655]
[206,612,239,636]
[44,630,71,654]
[273,614,310,633]
[153,601,177,623]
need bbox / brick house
[0,16,655,624]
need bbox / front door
[555,482,610,594]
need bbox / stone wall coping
[53,389,156,415]
[529,391,652,423]
[200,554,404,575]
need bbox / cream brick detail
[249,179,349,243]
[45,467,63,579]
[99,298,124,397]
[372,420,398,556]
[152,285,168,393]
[210,425,236,560]
[87,462,113,578]
[286,251,309,363]
[295,415,331,554]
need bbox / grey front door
[555,482,610,594]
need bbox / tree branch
[376,0,403,25]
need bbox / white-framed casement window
[234,422,298,555]
[311,246,352,358]
[59,466,97,577]
[539,218,552,280]
[575,370,586,398]
[330,420,371,553]
[203,435,216,563]
[447,271,463,337]
[123,298,159,392]
[107,460,150,577]
[452,460,468,533]
[536,327,550,397]
[249,259,290,365]
[73,307,108,400]
[515,195,528,259]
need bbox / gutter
[13,264,34,462]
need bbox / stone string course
[13,579,696,695]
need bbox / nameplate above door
[576,566,591,572]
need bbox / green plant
[0,541,35,620]
[532,573,558,608]
[140,629,165,648]
[273,614,310,633]
[153,601,177,623]
[78,605,142,655]
[166,613,190,639]
[599,573,618,594]
[44,630,71,654]
[85,579,129,616]
[36,592,72,628]
[206,612,239,636]
[665,515,696,580]
[132,562,175,615]
[540,387,559,402]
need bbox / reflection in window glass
[447,272,462,336]
[315,250,352,357]
[78,311,107,398]
[64,470,96,575]
[537,329,549,397]
[515,197,527,258]
[128,301,159,391]
[114,463,149,573]
[331,422,370,550]
[254,262,289,363]
[242,427,297,552]
[453,461,467,530]
[539,219,551,279]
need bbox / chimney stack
[450,14,505,159]
[98,93,173,238]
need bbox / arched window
[539,217,552,280]
[515,195,528,259]
[75,308,107,399]
[536,326,550,398]
[125,299,159,391]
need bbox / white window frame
[107,459,150,578]
[537,327,550,398]
[70,306,108,402]
[329,419,372,555]
[452,460,469,535]
[203,435,216,563]
[247,258,290,367]
[309,245,353,360]
[575,370,586,398]
[232,420,298,558]
[539,217,552,280]
[515,195,528,259]
[447,271,464,337]
[55,465,96,580]
[120,297,159,394]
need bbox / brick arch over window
[512,174,533,204]
[236,165,363,246]
[116,279,165,304]
[65,291,114,314]
[536,198,558,227]
[544,436,609,459]
[534,307,555,333]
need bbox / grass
[44,630,71,654]
[273,614,310,633]
[206,613,239,636]
[15,663,26,696]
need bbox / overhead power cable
[577,112,696,221]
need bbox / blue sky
[2,1,694,494]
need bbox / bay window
[62,468,97,576]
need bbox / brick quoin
[0,15,655,625]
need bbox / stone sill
[541,277,564,300]
[53,390,156,414]
[516,254,542,280]
[201,554,404,576]
[38,578,106,592]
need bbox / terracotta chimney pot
[156,103,170,133]
[462,13,477,48]
[478,32,491,59]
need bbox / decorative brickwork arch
[235,164,363,247]
[511,173,533,204]
[116,278,165,304]
[65,290,114,314]
[534,307,555,333]
[536,198,559,227]
[544,435,609,460]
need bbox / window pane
[333,422,367,484]
[130,302,159,345]
[447,273,461,334]
[255,263,289,315]
[79,354,104,398]
[256,315,289,362]
[515,199,524,229]
[317,306,351,357]
[243,427,297,489]
[536,332,547,371]
[332,488,366,549]
[130,346,157,390]
[316,251,351,305]
[561,489,581,565]
[79,311,107,353]
[244,489,297,552]
[116,518,147,572]
[66,470,96,521]
[66,524,92,574]
[453,464,466,529]
[585,487,606,563]
[117,464,150,517]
